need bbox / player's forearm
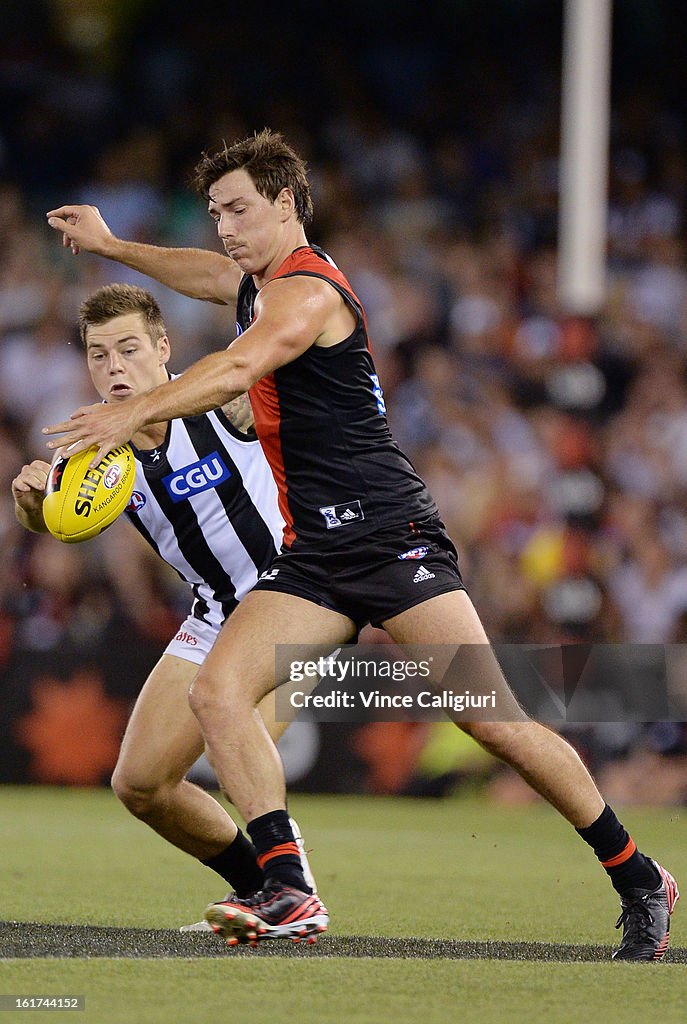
[14,503,48,534]
[135,350,251,428]
[102,238,237,304]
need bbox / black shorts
[253,515,466,631]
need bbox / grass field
[1,787,685,1023]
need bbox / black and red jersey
[238,245,437,549]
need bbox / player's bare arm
[12,460,51,533]
[43,276,345,465]
[46,204,241,305]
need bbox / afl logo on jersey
[163,452,231,503]
[127,491,147,513]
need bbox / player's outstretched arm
[42,276,338,465]
[12,460,51,533]
[46,204,241,305]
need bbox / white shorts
[164,616,221,666]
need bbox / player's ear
[277,187,295,221]
[158,334,171,366]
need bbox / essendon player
[45,131,678,958]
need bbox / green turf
[1,787,685,1023]
[3,958,687,1024]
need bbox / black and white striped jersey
[124,406,283,628]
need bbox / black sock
[247,810,310,892]
[201,829,264,897]
[576,804,660,895]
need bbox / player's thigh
[194,589,356,705]
[115,654,205,787]
[382,589,490,645]
[382,591,527,720]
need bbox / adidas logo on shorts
[340,508,358,521]
[413,564,436,583]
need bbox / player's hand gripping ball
[43,444,135,543]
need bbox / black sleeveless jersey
[237,245,437,549]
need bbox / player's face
[85,313,170,402]
[207,169,292,276]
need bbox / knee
[188,667,246,723]
[187,671,218,723]
[111,767,168,819]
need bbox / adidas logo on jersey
[319,499,364,529]
[413,565,436,583]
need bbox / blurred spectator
[609,533,687,643]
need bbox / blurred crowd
[1,0,687,797]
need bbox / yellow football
[43,444,136,543]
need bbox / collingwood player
[45,132,677,958]
[12,283,316,930]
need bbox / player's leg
[111,653,255,872]
[383,591,605,822]
[111,649,307,891]
[189,589,355,824]
[189,589,356,943]
[382,590,679,960]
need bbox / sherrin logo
[163,451,231,503]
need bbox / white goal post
[557,0,613,316]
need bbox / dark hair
[79,284,166,348]
[192,128,313,226]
